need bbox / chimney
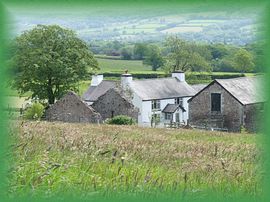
[121,73,133,89]
[91,74,103,86]
[172,70,185,82]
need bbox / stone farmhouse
[45,72,264,132]
[188,76,265,132]
[83,71,197,127]
[46,91,101,123]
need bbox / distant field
[97,58,154,73]
[8,121,262,199]
[96,58,256,76]
[161,26,203,33]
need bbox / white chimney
[172,70,185,82]
[121,74,133,89]
[91,74,103,86]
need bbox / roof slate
[130,77,196,100]
[162,104,186,113]
[191,84,208,93]
[215,76,265,105]
[82,80,117,102]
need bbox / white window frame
[152,100,161,111]
[175,98,183,106]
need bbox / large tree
[143,45,164,71]
[133,43,149,60]
[164,36,212,72]
[11,25,98,104]
[233,48,255,73]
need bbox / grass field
[97,58,154,73]
[8,121,262,199]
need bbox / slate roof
[189,76,265,105]
[129,77,196,101]
[162,104,186,113]
[47,91,101,117]
[215,76,265,105]
[191,84,208,93]
[82,80,117,102]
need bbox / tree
[245,42,265,72]
[133,43,149,60]
[120,46,133,60]
[207,43,229,60]
[143,45,164,71]
[233,48,255,73]
[11,25,98,104]
[164,36,211,72]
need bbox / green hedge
[106,115,135,125]
[101,72,246,81]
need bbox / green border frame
[0,0,269,201]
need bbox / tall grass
[7,121,262,200]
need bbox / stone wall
[244,103,264,133]
[91,88,139,121]
[46,91,102,123]
[189,82,243,132]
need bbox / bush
[106,115,135,125]
[24,102,44,120]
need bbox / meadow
[7,121,262,200]
[96,58,154,73]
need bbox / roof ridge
[132,77,178,82]
[215,75,262,82]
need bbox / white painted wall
[182,97,191,124]
[141,101,152,127]
[127,72,193,127]
[132,93,143,124]
[131,96,192,127]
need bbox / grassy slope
[8,121,262,199]
[97,58,256,75]
[97,58,155,73]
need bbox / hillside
[8,121,262,199]
[11,7,262,45]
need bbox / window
[165,113,172,120]
[211,93,221,112]
[152,100,161,110]
[175,98,183,106]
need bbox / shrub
[240,125,248,134]
[24,102,44,120]
[106,115,135,125]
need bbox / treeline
[89,37,265,73]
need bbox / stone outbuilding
[82,74,116,105]
[91,88,139,121]
[188,76,265,132]
[46,91,102,123]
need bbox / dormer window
[175,98,183,106]
[152,100,160,110]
